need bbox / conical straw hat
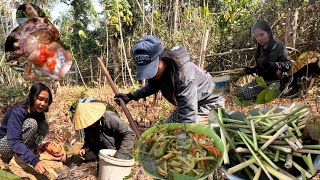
[72,102,106,130]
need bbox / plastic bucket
[98,149,134,180]
[212,74,231,95]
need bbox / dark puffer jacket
[82,111,135,160]
[255,40,291,81]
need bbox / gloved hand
[114,151,131,160]
[114,93,134,105]
[244,67,256,75]
[266,62,277,69]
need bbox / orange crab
[203,145,221,157]
[193,133,221,158]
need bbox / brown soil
[1,82,319,179]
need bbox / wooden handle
[210,68,245,74]
[98,57,141,138]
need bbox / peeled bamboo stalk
[210,124,251,128]
[302,144,320,149]
[218,109,229,165]
[252,167,262,180]
[269,145,292,153]
[297,149,320,154]
[302,154,315,176]
[222,118,247,124]
[259,134,293,139]
[255,121,270,127]
[274,150,280,162]
[261,161,291,180]
[250,120,258,151]
[264,113,301,135]
[213,109,236,150]
[279,168,299,180]
[307,154,316,175]
[292,152,303,157]
[301,170,307,180]
[235,147,250,153]
[212,105,317,180]
[238,131,274,180]
[249,113,285,120]
[221,129,229,164]
[263,105,307,132]
[248,163,259,173]
[213,109,254,178]
[292,161,312,178]
[298,124,306,130]
[286,129,303,149]
[227,158,256,174]
[284,138,299,151]
[296,140,303,149]
[260,125,288,150]
[291,122,302,137]
[241,132,279,170]
[284,154,292,169]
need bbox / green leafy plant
[232,95,254,107]
[233,76,280,106]
[256,76,267,89]
[256,77,280,104]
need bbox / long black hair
[155,48,183,105]
[252,20,276,59]
[25,82,53,112]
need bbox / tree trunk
[4,11,9,35]
[199,29,209,68]
[104,19,109,86]
[285,8,299,48]
[90,57,93,82]
[142,0,145,34]
[173,0,179,37]
[74,57,87,89]
[11,5,17,28]
[110,36,119,82]
[116,0,135,86]
[75,65,79,85]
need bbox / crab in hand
[5,3,72,81]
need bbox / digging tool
[98,57,141,138]
[210,68,245,74]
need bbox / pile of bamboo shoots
[210,104,319,180]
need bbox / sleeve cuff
[130,92,140,101]
[31,157,40,167]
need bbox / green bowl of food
[137,123,224,180]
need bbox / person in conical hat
[69,98,135,161]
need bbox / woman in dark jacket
[237,20,292,100]
[0,82,52,174]
[115,35,224,123]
